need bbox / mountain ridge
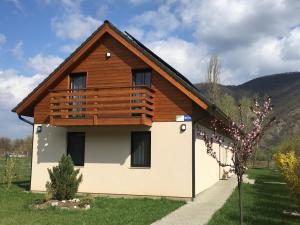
[195,71,300,151]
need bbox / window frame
[69,72,87,90]
[132,69,152,88]
[130,131,151,168]
[66,132,85,167]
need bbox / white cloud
[49,0,100,41]
[131,4,180,40]
[0,69,44,137]
[181,1,300,52]
[11,41,23,59]
[281,27,300,60]
[0,109,32,138]
[0,69,44,109]
[96,5,108,20]
[27,54,63,75]
[128,0,300,84]
[60,44,77,54]
[124,26,145,40]
[220,31,300,84]
[148,37,208,82]
[0,33,6,45]
[52,13,100,41]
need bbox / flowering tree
[195,96,274,225]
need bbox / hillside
[195,72,300,153]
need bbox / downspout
[192,121,195,200]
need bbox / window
[132,69,152,87]
[67,132,85,166]
[70,72,86,90]
[69,73,87,118]
[131,132,151,167]
[132,70,152,114]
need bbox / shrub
[274,151,300,206]
[44,181,53,202]
[47,154,82,200]
[79,194,95,208]
[3,157,17,189]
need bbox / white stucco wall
[195,138,220,194]
[194,125,233,195]
[31,122,193,198]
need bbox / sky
[1,0,300,138]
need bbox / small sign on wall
[176,115,192,122]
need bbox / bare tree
[206,55,221,104]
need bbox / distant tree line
[0,136,32,156]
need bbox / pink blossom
[195,96,274,179]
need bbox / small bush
[47,154,82,200]
[79,194,95,208]
[3,157,17,189]
[34,198,45,205]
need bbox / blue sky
[1,0,300,138]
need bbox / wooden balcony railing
[49,86,154,126]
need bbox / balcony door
[132,70,151,87]
[70,73,86,90]
[132,70,151,115]
[70,73,86,118]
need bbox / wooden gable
[13,21,209,125]
[34,32,193,124]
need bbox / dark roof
[12,20,229,123]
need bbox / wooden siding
[34,33,192,124]
[152,71,192,121]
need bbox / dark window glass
[70,73,86,90]
[132,70,152,113]
[69,73,87,118]
[67,132,85,166]
[131,132,151,167]
[132,70,151,87]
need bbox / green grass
[0,157,184,225]
[207,168,300,225]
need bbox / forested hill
[195,72,300,155]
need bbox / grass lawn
[0,157,185,225]
[207,168,300,225]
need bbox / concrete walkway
[152,176,237,225]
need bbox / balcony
[49,86,154,126]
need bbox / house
[12,20,232,200]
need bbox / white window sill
[129,166,151,169]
